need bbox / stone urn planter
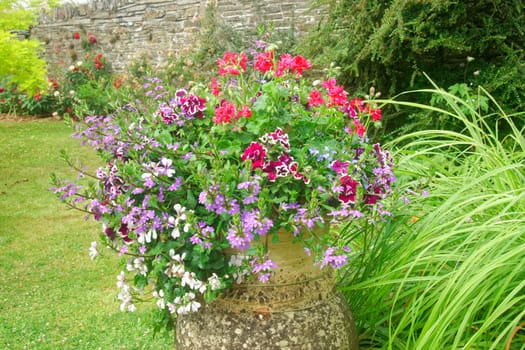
[176,228,359,349]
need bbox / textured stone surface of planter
[175,229,359,349]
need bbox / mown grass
[343,88,525,349]
[0,120,172,349]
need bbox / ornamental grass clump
[52,43,394,326]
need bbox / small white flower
[185,292,201,313]
[69,65,75,70]
[116,271,126,288]
[133,257,148,276]
[76,61,83,66]
[181,271,196,289]
[229,254,247,267]
[173,204,187,220]
[69,90,75,96]
[167,302,177,314]
[53,91,60,97]
[126,260,134,272]
[208,273,221,290]
[169,250,186,262]
[171,227,181,239]
[117,281,136,312]
[192,279,207,294]
[153,290,166,309]
[187,299,201,313]
[177,305,187,315]
[88,241,98,260]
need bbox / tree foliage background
[0,0,57,95]
[299,0,525,131]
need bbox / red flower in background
[93,54,104,70]
[112,79,123,89]
[48,77,59,89]
[73,32,80,40]
[88,33,97,44]
[217,52,247,76]
[0,87,4,93]
[210,78,220,96]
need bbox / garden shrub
[300,0,525,134]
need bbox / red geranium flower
[291,55,312,75]
[237,105,252,119]
[213,100,237,124]
[308,89,325,107]
[217,52,247,76]
[73,32,80,40]
[275,54,293,77]
[370,108,382,122]
[254,51,274,73]
[350,120,366,138]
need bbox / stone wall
[31,0,321,72]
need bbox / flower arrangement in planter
[52,42,394,332]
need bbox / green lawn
[0,120,173,349]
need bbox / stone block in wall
[143,8,166,19]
